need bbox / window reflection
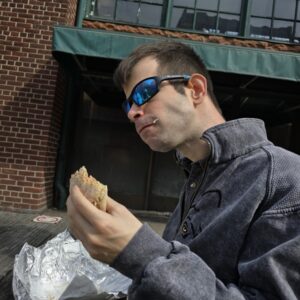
[147,0,163,3]
[95,0,116,19]
[139,3,162,26]
[93,0,299,44]
[195,12,217,33]
[172,0,242,35]
[171,7,185,28]
[250,17,271,39]
[196,0,218,11]
[252,0,273,17]
[272,20,294,42]
[116,1,139,23]
[219,0,242,14]
[173,0,195,8]
[219,14,240,35]
[274,0,296,19]
[115,0,163,26]
[175,8,194,29]
[250,0,298,42]
[295,23,300,43]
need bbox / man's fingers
[70,185,111,227]
[67,185,142,264]
[67,193,95,238]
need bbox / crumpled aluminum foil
[12,230,131,300]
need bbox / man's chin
[147,141,173,153]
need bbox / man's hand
[67,185,143,264]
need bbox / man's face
[123,57,197,152]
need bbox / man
[67,41,300,299]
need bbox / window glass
[171,8,194,29]
[196,0,218,11]
[272,20,294,41]
[298,3,300,20]
[218,14,240,35]
[173,0,195,8]
[170,7,183,27]
[95,0,116,19]
[195,11,217,33]
[138,3,162,26]
[250,17,271,39]
[219,0,242,14]
[294,22,300,43]
[116,1,139,23]
[252,0,273,17]
[145,0,163,3]
[274,0,296,19]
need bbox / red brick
[7,185,23,192]
[0,0,77,212]
[2,168,18,175]
[17,181,34,187]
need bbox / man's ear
[187,74,207,104]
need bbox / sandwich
[69,166,107,211]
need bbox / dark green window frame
[249,0,300,43]
[83,0,300,44]
[169,0,243,37]
[87,0,167,27]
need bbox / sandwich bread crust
[70,166,107,211]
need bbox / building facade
[0,0,77,211]
[1,0,300,212]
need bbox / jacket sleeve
[111,220,300,300]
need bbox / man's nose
[127,103,145,122]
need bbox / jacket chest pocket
[175,189,223,242]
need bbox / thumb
[70,185,100,216]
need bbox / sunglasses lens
[122,101,131,114]
[133,78,157,106]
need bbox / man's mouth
[139,123,154,134]
[136,118,159,134]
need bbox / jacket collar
[203,118,272,164]
[176,118,272,168]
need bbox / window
[88,0,300,44]
[296,23,300,43]
[250,0,300,43]
[297,2,300,43]
[93,0,164,27]
[94,0,116,20]
[171,0,242,36]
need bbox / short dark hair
[113,41,221,112]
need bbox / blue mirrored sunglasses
[122,75,191,114]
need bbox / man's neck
[178,137,211,162]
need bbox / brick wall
[0,0,78,212]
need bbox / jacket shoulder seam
[260,147,274,208]
[262,204,300,216]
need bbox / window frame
[87,0,166,27]
[170,0,243,36]
[249,0,300,43]
[83,0,300,44]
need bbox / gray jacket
[112,118,300,299]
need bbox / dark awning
[52,25,300,82]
